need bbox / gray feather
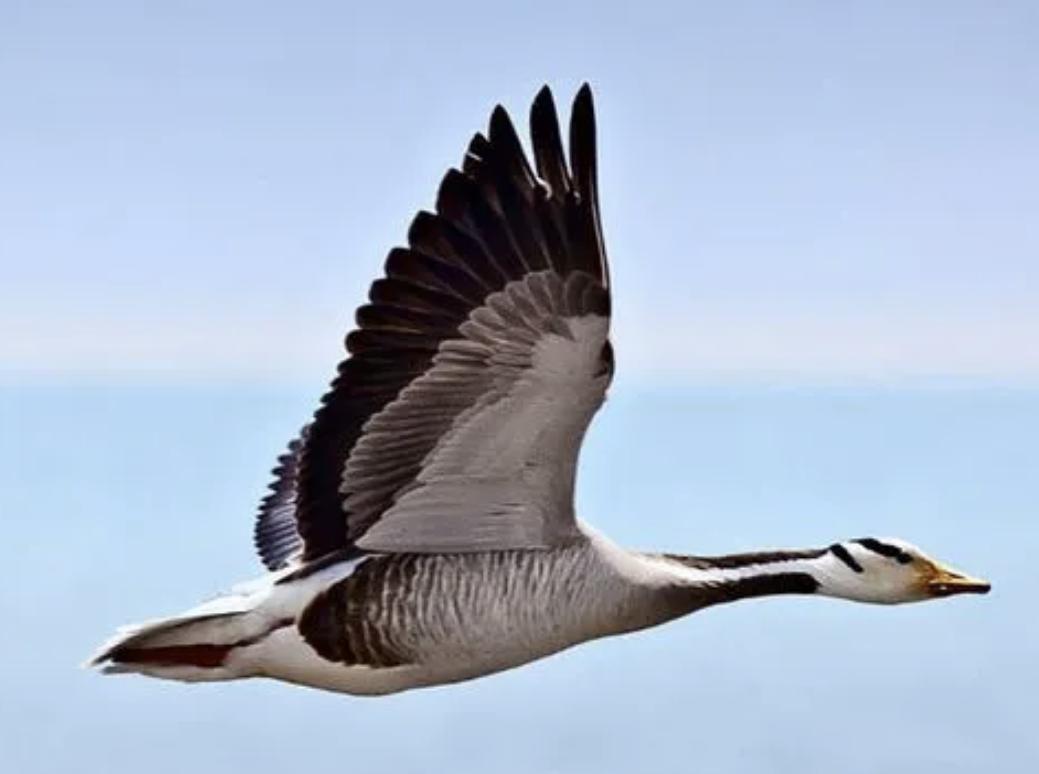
[349,271,610,553]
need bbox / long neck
[652,546,850,612]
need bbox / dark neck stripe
[666,547,826,571]
[704,572,820,604]
[829,543,864,573]
[853,538,913,564]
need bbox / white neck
[587,528,910,606]
[644,548,903,605]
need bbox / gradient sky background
[2,2,1037,772]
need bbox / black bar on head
[853,538,913,565]
[829,543,864,573]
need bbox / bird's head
[820,538,990,604]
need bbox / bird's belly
[246,549,629,695]
[243,626,432,696]
[247,617,572,696]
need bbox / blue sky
[2,2,1037,772]
[2,0,1037,384]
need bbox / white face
[816,538,990,604]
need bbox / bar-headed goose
[90,85,989,696]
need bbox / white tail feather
[87,559,365,684]
[86,580,279,681]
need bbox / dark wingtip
[567,82,606,287]
[530,85,564,137]
[572,84,595,132]
[570,83,597,146]
[435,167,471,217]
[569,85,597,185]
[529,85,569,196]
[489,104,512,132]
[406,210,438,246]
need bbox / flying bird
[90,85,990,695]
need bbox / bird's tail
[86,586,278,683]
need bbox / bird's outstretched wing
[254,84,612,566]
